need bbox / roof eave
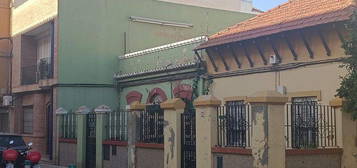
[196,6,356,50]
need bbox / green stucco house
[56,0,255,167]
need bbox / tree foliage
[337,10,357,119]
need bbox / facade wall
[286,153,341,168]
[211,62,345,104]
[0,0,10,95]
[103,146,128,168]
[12,92,51,155]
[212,153,253,168]
[58,0,254,85]
[58,142,77,166]
[136,148,164,168]
[204,26,348,105]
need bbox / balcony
[21,58,53,85]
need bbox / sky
[253,0,289,11]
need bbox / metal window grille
[107,109,128,141]
[60,113,77,139]
[137,105,164,144]
[217,103,251,148]
[285,103,337,148]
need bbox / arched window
[147,88,167,104]
[173,84,193,100]
[126,91,143,105]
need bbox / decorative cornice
[114,61,199,79]
[118,36,207,60]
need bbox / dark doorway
[86,113,96,168]
[181,104,196,168]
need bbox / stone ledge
[160,98,185,110]
[59,138,77,144]
[194,95,221,107]
[286,148,343,155]
[247,91,288,104]
[103,140,128,146]
[212,147,252,155]
[129,101,146,111]
[135,143,164,149]
[329,98,344,107]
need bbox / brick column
[55,107,68,165]
[75,106,90,168]
[330,98,357,168]
[161,98,186,168]
[246,91,287,168]
[127,101,145,168]
[193,95,221,168]
[94,105,111,168]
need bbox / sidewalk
[41,164,66,168]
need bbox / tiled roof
[197,0,356,49]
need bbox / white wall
[158,0,255,13]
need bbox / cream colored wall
[11,0,57,36]
[211,62,346,104]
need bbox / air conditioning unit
[2,95,12,106]
[269,55,279,65]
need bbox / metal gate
[181,109,196,168]
[86,113,96,168]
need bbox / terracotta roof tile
[197,0,356,49]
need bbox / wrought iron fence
[60,113,77,139]
[137,105,164,144]
[217,104,251,148]
[285,103,337,149]
[107,109,129,141]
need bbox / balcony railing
[21,58,53,85]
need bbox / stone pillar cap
[194,95,221,107]
[75,106,91,114]
[94,105,112,113]
[55,107,68,115]
[160,98,185,110]
[247,91,288,104]
[329,98,344,107]
[128,101,146,111]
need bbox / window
[225,100,247,147]
[23,106,33,134]
[37,32,52,80]
[21,22,53,85]
[216,156,223,168]
[291,97,318,148]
